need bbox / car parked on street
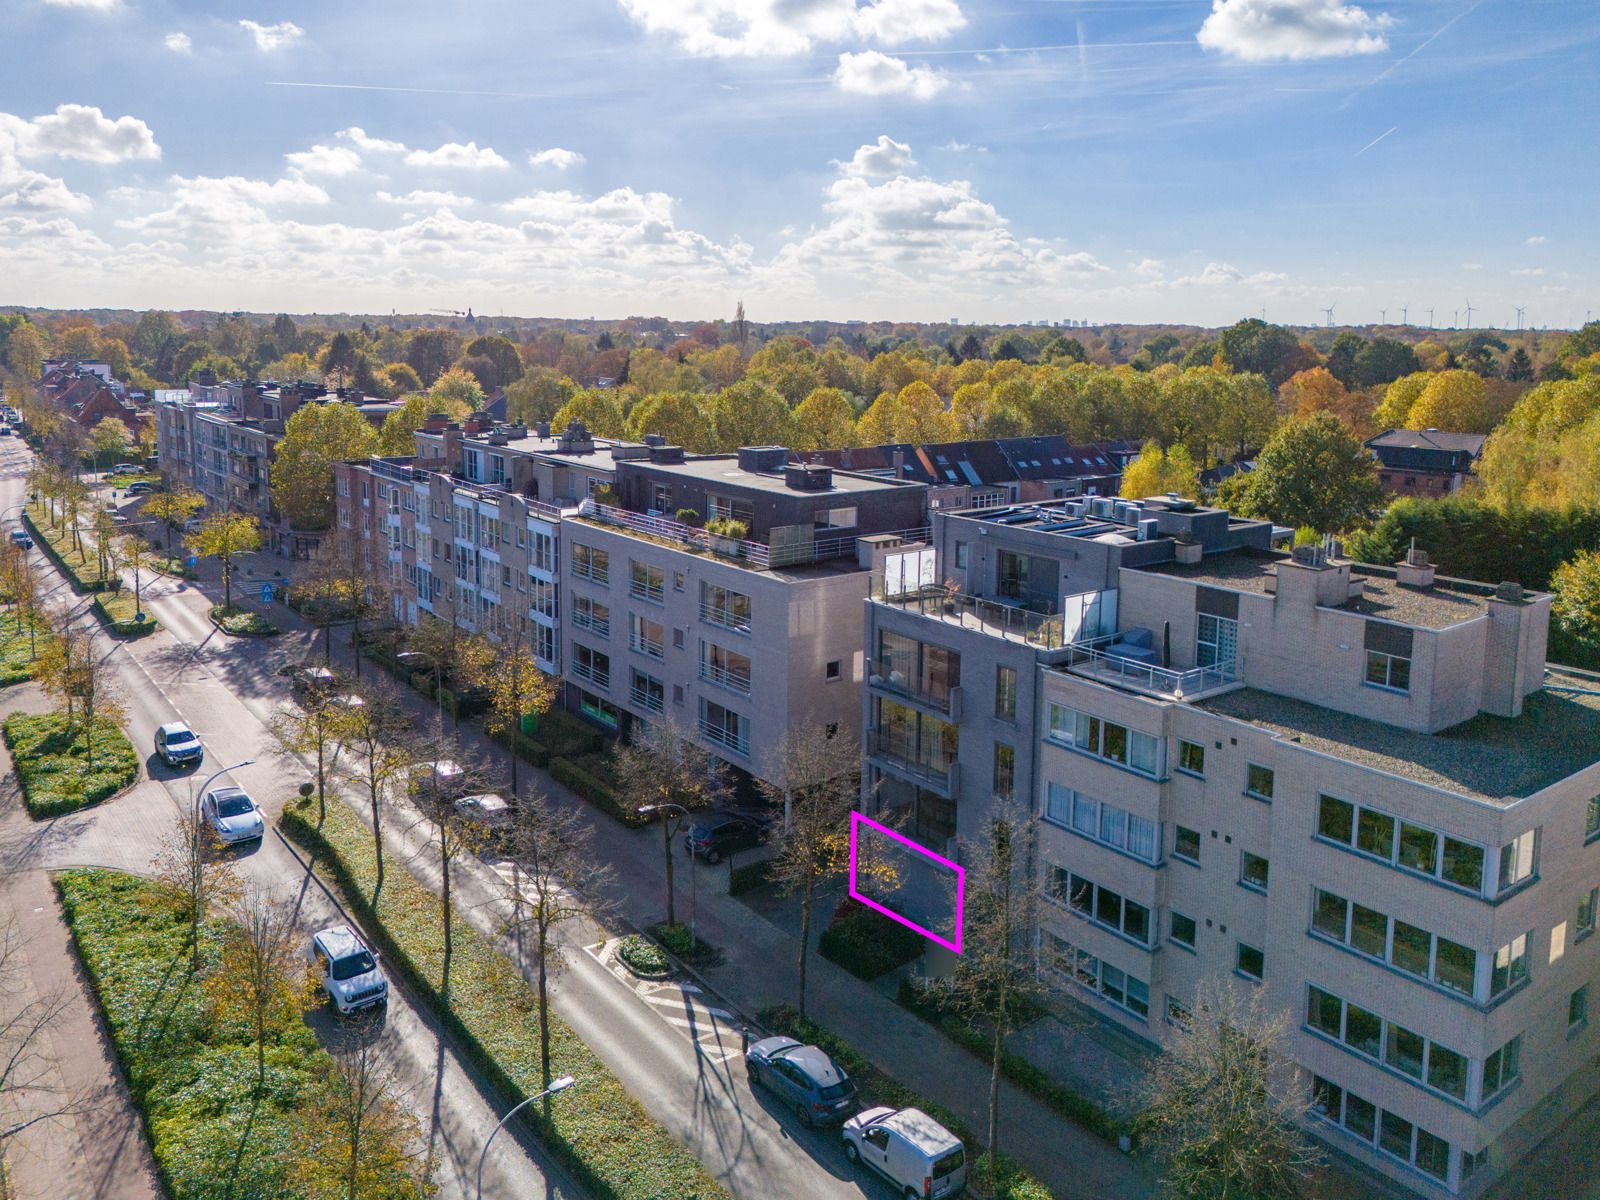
[201,786,264,844]
[311,924,388,1015]
[9,529,32,549]
[125,480,154,495]
[154,721,203,768]
[411,759,466,802]
[288,665,339,696]
[746,1036,858,1127]
[454,791,512,831]
[684,810,768,864]
[843,1107,967,1199]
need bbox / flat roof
[458,433,633,467]
[633,457,910,496]
[568,514,867,579]
[1195,672,1600,804]
[1138,550,1498,630]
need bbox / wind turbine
[1323,305,1336,328]
[1426,307,1434,329]
[1452,309,1460,327]
[1514,305,1527,332]
[1380,308,1388,325]
[1400,303,1409,325]
[1464,299,1474,330]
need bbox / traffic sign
[260,583,275,604]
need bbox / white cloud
[1525,235,1547,246]
[1461,262,1483,270]
[340,128,407,154]
[43,0,120,9]
[0,158,92,213]
[1173,261,1244,286]
[1512,267,1545,277]
[164,31,192,53]
[404,141,509,170]
[286,144,363,177]
[1129,257,1166,278]
[239,20,304,51]
[836,135,916,178]
[616,0,965,57]
[529,147,585,170]
[834,51,948,100]
[0,104,160,164]
[1197,0,1392,62]
[376,190,476,207]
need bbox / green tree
[709,379,792,450]
[1407,369,1491,432]
[790,388,858,451]
[143,487,205,552]
[89,417,132,470]
[1120,440,1200,499]
[1235,412,1384,534]
[1324,331,1363,388]
[464,334,524,387]
[373,394,431,457]
[505,367,577,426]
[404,328,463,386]
[627,391,716,452]
[1504,347,1535,382]
[1216,319,1306,387]
[551,389,627,438]
[271,403,377,530]
[427,365,485,414]
[189,512,263,609]
[1551,550,1600,663]
[1354,337,1421,388]
[1562,322,1600,363]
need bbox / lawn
[2,710,139,817]
[93,588,159,638]
[23,504,114,592]
[283,796,733,1200]
[210,605,279,636]
[54,867,428,1200]
[0,615,48,686]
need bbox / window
[1056,871,1152,945]
[1318,795,1490,895]
[1047,704,1160,776]
[1357,808,1394,858]
[1587,796,1600,842]
[571,542,608,583]
[1171,911,1197,949]
[1490,933,1530,998]
[572,644,610,689]
[1044,933,1149,1018]
[1318,794,1355,843]
[532,530,555,573]
[699,641,752,693]
[1482,1035,1521,1099]
[699,698,750,756]
[1044,785,1070,826]
[992,743,1015,802]
[1174,825,1200,864]
[1304,985,1467,1104]
[1579,889,1598,938]
[873,698,958,779]
[1245,763,1274,800]
[629,560,665,604]
[530,578,557,618]
[954,540,969,569]
[673,571,685,591]
[815,506,858,530]
[1498,830,1537,892]
[629,614,664,659]
[1397,822,1439,874]
[995,665,1017,720]
[1177,740,1205,776]
[1045,785,1159,863]
[826,660,841,680]
[1365,649,1412,692]
[1310,888,1478,996]
[572,595,610,638]
[700,582,751,633]
[1238,852,1269,893]
[1166,996,1191,1027]
[1391,921,1431,977]
[1571,985,1589,1029]
[630,670,665,715]
[1236,943,1264,981]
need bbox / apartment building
[863,494,1600,1196]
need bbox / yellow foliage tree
[1372,371,1432,430]
[1119,440,1200,499]
[790,387,858,451]
[1406,369,1491,433]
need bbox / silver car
[202,786,264,844]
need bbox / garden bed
[209,604,279,637]
[2,710,138,817]
[281,796,733,1200]
[0,617,47,687]
[617,933,672,979]
[92,590,158,638]
[817,898,926,981]
[22,508,115,593]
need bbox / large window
[629,560,665,604]
[572,595,609,638]
[1305,986,1467,1103]
[1490,933,1530,998]
[1043,932,1149,1019]
[1497,830,1537,892]
[699,581,752,633]
[1054,870,1152,946]
[629,670,665,715]
[995,665,1017,720]
[1310,888,1477,998]
[629,614,664,659]
[1240,852,1269,893]
[1316,794,1490,894]
[531,530,555,573]
[700,640,752,694]
[571,542,609,583]
[1044,785,1158,863]
[1365,649,1412,693]
[1236,943,1264,981]
[572,644,610,689]
[876,770,956,847]
[874,698,958,783]
[1481,1035,1521,1101]
[875,630,960,709]
[1312,1077,1451,1184]
[1047,704,1160,777]
[699,698,749,756]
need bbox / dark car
[125,480,154,495]
[683,812,766,864]
[746,1036,858,1127]
[8,529,32,550]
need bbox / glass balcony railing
[699,659,752,694]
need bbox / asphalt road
[0,440,899,1200]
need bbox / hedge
[54,868,429,1200]
[537,709,606,758]
[209,604,279,636]
[618,934,672,977]
[549,755,648,828]
[92,590,158,638]
[817,899,925,981]
[728,856,778,896]
[759,1005,1057,1200]
[2,710,139,817]
[896,978,1127,1143]
[489,724,553,769]
[22,509,116,593]
[281,797,731,1200]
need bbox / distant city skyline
[0,0,1594,328]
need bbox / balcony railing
[630,633,664,659]
[699,600,752,634]
[869,732,958,794]
[1061,634,1237,699]
[630,684,665,715]
[699,660,752,694]
[699,719,750,757]
[630,577,665,604]
[868,660,960,717]
[571,660,610,690]
[572,613,610,639]
[871,581,1119,651]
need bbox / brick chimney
[464,411,493,436]
[423,412,451,434]
[1395,541,1436,589]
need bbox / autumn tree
[189,511,263,609]
[1372,371,1431,429]
[505,367,577,426]
[89,417,132,471]
[550,389,627,439]
[502,788,615,1091]
[36,617,121,769]
[271,402,378,530]
[1552,550,1600,661]
[614,719,729,927]
[0,915,85,1147]
[404,328,463,386]
[205,888,312,1095]
[468,628,557,797]
[270,692,352,826]
[627,391,716,453]
[789,387,858,451]
[1139,978,1323,1200]
[428,365,485,414]
[115,533,156,619]
[374,394,434,457]
[336,681,414,902]
[143,487,205,552]
[409,736,494,1000]
[4,322,47,380]
[710,378,792,450]
[405,609,490,730]
[151,813,243,970]
[1232,412,1384,534]
[1120,440,1199,499]
[1406,369,1491,433]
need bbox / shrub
[209,604,279,636]
[618,934,671,976]
[818,899,924,981]
[3,710,138,817]
[704,517,749,540]
[534,709,606,758]
[0,617,48,687]
[281,799,731,1200]
[488,724,553,769]
[549,755,647,828]
[92,590,157,638]
[676,508,703,527]
[22,510,116,593]
[728,856,777,896]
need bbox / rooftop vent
[785,463,833,491]
[1495,581,1526,603]
[643,433,666,447]
[650,444,686,464]
[737,446,789,473]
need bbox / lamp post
[475,1074,576,1200]
[639,802,695,944]
[188,758,255,969]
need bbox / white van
[842,1106,967,1198]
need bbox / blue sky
[0,0,1594,328]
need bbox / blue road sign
[260,583,275,604]
[186,555,198,568]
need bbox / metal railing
[868,659,957,714]
[630,631,664,658]
[370,457,418,485]
[698,600,752,634]
[872,584,1070,648]
[699,719,750,757]
[629,576,665,604]
[1062,634,1237,698]
[571,660,610,690]
[699,659,752,694]
[630,684,665,714]
[572,612,610,639]
[868,732,958,793]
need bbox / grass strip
[2,709,138,817]
[22,506,114,593]
[209,605,279,636]
[93,589,158,638]
[0,615,48,686]
[282,796,733,1200]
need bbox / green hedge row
[0,616,47,687]
[281,799,731,1200]
[817,899,925,981]
[2,709,139,817]
[488,724,554,769]
[91,591,157,639]
[728,856,778,896]
[22,510,117,593]
[896,979,1127,1143]
[549,755,648,828]
[758,1005,1057,1200]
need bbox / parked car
[289,665,339,696]
[8,529,32,550]
[0,426,11,437]
[108,463,140,476]
[182,516,203,534]
[125,481,154,495]
[154,721,203,768]
[311,924,388,1015]
[683,811,768,864]
[394,650,434,674]
[843,1107,967,1199]
[746,1036,858,1126]
[454,792,513,844]
[411,759,466,802]
[201,786,264,844]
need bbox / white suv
[311,924,388,1015]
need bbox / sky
[0,0,1595,329]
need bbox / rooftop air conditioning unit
[1137,518,1158,542]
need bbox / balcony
[868,661,961,718]
[699,659,752,695]
[630,632,664,659]
[699,600,751,634]
[1060,634,1238,701]
[572,612,611,639]
[630,683,665,715]
[571,659,610,690]
[699,719,750,757]
[629,576,665,605]
[871,580,1118,652]
[868,732,958,796]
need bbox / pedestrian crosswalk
[588,936,747,1067]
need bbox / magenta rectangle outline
[848,810,964,955]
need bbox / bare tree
[335,683,414,903]
[502,788,615,1090]
[291,1030,435,1200]
[942,801,1045,1169]
[269,694,352,826]
[404,605,490,731]
[407,735,495,1002]
[613,718,728,927]
[1139,977,1323,1200]
[0,917,88,1148]
[35,617,122,767]
[204,887,311,1096]
[150,813,242,971]
[115,532,156,620]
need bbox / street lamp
[639,802,696,944]
[188,758,255,969]
[475,1074,576,1200]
